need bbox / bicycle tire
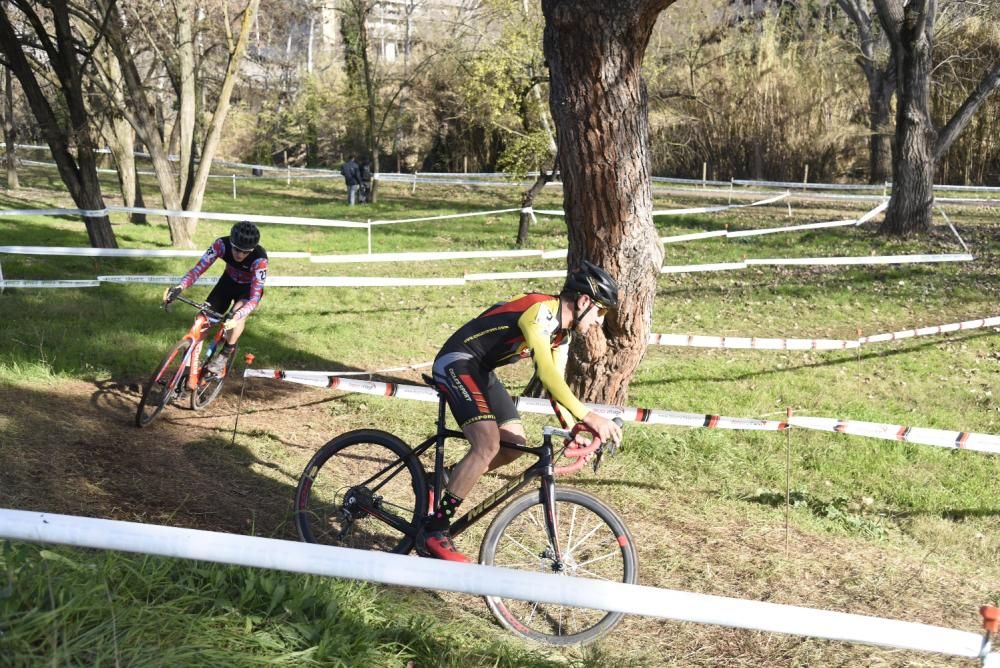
[189,343,232,410]
[295,429,428,554]
[479,487,638,645]
[135,339,191,428]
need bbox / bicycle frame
[355,392,568,558]
[168,295,230,390]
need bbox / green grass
[1,167,999,665]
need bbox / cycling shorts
[432,352,519,429]
[206,274,252,315]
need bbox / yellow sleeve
[518,301,589,421]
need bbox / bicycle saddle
[421,373,436,387]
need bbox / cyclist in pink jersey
[163,221,267,374]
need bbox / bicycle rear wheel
[135,339,190,427]
[295,429,428,554]
[190,342,232,410]
[479,488,637,645]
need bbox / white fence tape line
[247,371,1000,454]
[648,334,861,351]
[0,245,308,259]
[648,315,1000,352]
[0,279,100,289]
[855,200,889,225]
[661,262,749,274]
[0,509,992,661]
[787,417,1000,455]
[263,276,467,287]
[106,206,368,229]
[369,207,523,225]
[0,207,109,217]
[859,316,1000,344]
[660,230,731,244]
[246,371,786,431]
[746,254,973,266]
[727,219,857,238]
[309,249,544,264]
[465,269,565,282]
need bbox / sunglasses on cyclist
[596,304,608,317]
[232,245,254,254]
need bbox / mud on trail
[0,377,342,538]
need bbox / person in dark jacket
[341,156,362,205]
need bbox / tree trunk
[517,153,558,247]
[875,0,936,236]
[176,0,197,203]
[542,0,671,407]
[868,71,894,184]
[3,66,18,189]
[0,3,116,247]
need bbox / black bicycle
[294,376,637,645]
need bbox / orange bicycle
[135,295,237,427]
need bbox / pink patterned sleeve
[230,257,268,320]
[178,238,224,289]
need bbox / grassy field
[1,166,999,666]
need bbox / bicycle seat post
[431,388,449,507]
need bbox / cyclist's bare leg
[489,420,526,471]
[448,419,502,498]
[224,299,248,345]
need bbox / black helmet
[230,221,259,252]
[563,260,619,309]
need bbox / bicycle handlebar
[553,418,624,477]
[166,294,228,322]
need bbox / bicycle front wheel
[295,429,428,554]
[190,342,231,411]
[135,339,190,428]
[479,488,638,646]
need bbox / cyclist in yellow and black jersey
[427,261,623,561]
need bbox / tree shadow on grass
[0,381,300,540]
[636,329,997,387]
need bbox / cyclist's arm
[518,304,588,421]
[177,238,224,290]
[230,257,268,320]
[545,337,576,428]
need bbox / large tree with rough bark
[0,1,117,248]
[542,0,673,406]
[873,0,1000,235]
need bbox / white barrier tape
[859,316,1000,344]
[649,315,1000,352]
[465,269,565,282]
[660,230,731,244]
[246,371,788,431]
[1,509,992,661]
[369,207,523,225]
[856,200,889,225]
[105,206,368,229]
[661,262,748,273]
[0,279,100,288]
[648,334,860,351]
[746,254,973,266]
[249,370,1000,454]
[728,219,857,238]
[787,417,1000,455]
[93,275,465,287]
[0,245,308,259]
[309,249,544,264]
[0,207,109,217]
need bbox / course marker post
[231,353,255,448]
